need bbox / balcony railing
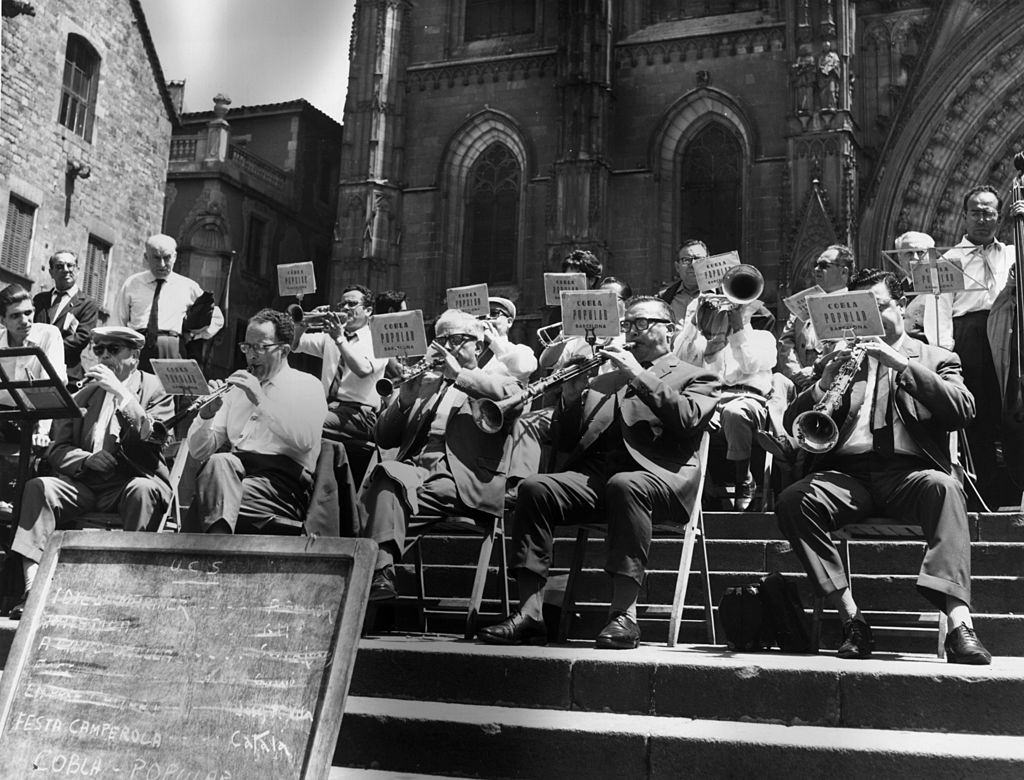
[228,144,287,188]
[169,136,199,162]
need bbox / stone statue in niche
[363,190,393,261]
[817,41,841,112]
[792,50,816,115]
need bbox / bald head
[145,234,176,278]
[894,231,935,264]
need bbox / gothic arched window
[679,123,743,255]
[463,142,520,284]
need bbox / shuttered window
[1,195,36,275]
[59,35,100,142]
[83,235,110,303]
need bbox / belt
[140,328,181,337]
[720,384,771,399]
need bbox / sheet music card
[543,273,588,306]
[446,284,489,317]
[806,291,885,341]
[910,253,965,295]
[783,285,826,322]
[694,250,741,293]
[151,360,211,396]
[370,310,428,359]
[561,290,621,339]
[277,261,317,298]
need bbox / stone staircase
[2,510,1023,777]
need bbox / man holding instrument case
[7,326,173,619]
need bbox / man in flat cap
[6,326,174,620]
[481,295,536,383]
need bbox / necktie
[871,362,894,456]
[146,278,165,351]
[49,290,65,322]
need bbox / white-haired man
[897,231,954,350]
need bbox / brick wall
[0,0,172,308]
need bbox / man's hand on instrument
[199,379,227,419]
[816,348,852,391]
[1010,200,1024,219]
[860,339,909,372]
[429,341,463,382]
[226,370,265,406]
[324,310,347,341]
[85,364,126,397]
[600,343,643,378]
[84,451,118,471]
[32,432,50,449]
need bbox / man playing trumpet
[777,269,991,664]
[359,309,522,602]
[480,297,719,648]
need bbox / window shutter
[1,196,36,275]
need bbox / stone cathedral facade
[334,0,1024,336]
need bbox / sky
[138,0,356,122]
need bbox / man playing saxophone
[776,268,991,664]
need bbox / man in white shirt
[187,308,327,535]
[898,232,954,350]
[777,268,990,665]
[7,325,173,620]
[0,284,67,446]
[293,284,388,442]
[480,296,536,383]
[112,233,223,370]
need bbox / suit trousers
[775,453,971,610]
[12,471,171,563]
[324,400,378,442]
[189,451,311,534]
[952,311,1000,501]
[511,461,682,587]
[717,395,767,461]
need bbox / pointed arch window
[679,123,743,254]
[465,0,535,41]
[463,143,520,285]
[59,35,101,142]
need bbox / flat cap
[91,325,145,349]
[489,296,516,321]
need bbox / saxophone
[793,342,868,453]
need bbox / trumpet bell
[470,398,504,434]
[792,409,839,454]
[537,321,566,348]
[721,264,764,306]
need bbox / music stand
[0,347,80,561]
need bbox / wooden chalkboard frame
[0,532,377,779]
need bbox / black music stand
[0,347,80,608]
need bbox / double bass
[997,152,1024,496]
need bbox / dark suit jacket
[783,337,975,475]
[33,289,99,373]
[48,371,174,484]
[374,367,522,517]
[557,352,719,515]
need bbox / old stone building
[0,0,174,304]
[164,93,342,376]
[334,0,1024,334]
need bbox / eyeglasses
[488,309,510,318]
[51,263,78,272]
[620,317,672,333]
[238,341,285,355]
[338,300,363,308]
[435,333,478,348]
[92,343,128,356]
[968,210,999,222]
[814,261,837,270]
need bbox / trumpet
[701,264,765,310]
[375,356,445,397]
[286,303,339,331]
[792,342,868,453]
[471,343,635,433]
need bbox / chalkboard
[0,532,377,779]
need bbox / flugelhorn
[375,356,444,397]
[792,342,868,453]
[471,343,635,433]
[702,264,765,310]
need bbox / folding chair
[557,431,716,647]
[405,511,509,640]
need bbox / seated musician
[479,296,719,648]
[0,283,67,447]
[777,245,853,389]
[676,295,777,510]
[7,326,173,619]
[776,268,991,664]
[359,309,521,602]
[187,309,327,535]
[292,284,388,442]
[480,296,537,383]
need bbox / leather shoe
[733,477,756,512]
[7,593,28,621]
[368,567,397,602]
[596,611,641,649]
[944,624,992,665]
[837,617,874,659]
[477,611,547,645]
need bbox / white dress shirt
[946,237,1015,317]
[0,322,68,437]
[295,325,388,407]
[187,365,327,473]
[112,270,224,338]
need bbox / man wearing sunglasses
[7,326,174,620]
[778,244,854,389]
[358,309,522,602]
[186,309,327,535]
[480,297,719,649]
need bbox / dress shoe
[477,611,548,645]
[368,567,397,602]
[596,611,641,650]
[944,624,992,665]
[837,617,874,659]
[733,477,756,512]
[7,593,28,621]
